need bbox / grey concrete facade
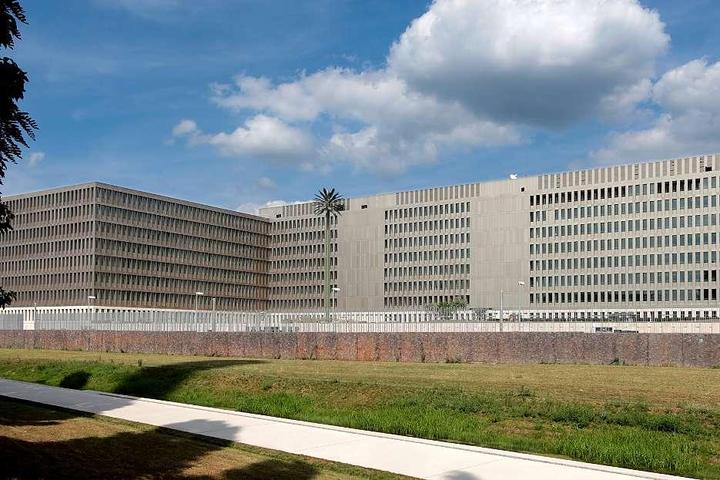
[261,153,720,319]
[3,153,720,318]
[0,183,270,310]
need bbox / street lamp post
[517,281,526,322]
[211,297,217,331]
[499,289,504,332]
[194,291,204,325]
[87,295,96,330]
[331,287,340,322]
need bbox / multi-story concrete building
[0,183,270,310]
[3,153,720,320]
[261,153,720,320]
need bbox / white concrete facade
[262,153,720,317]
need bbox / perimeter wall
[0,331,718,367]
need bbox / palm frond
[313,187,344,216]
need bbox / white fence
[0,306,719,334]
[0,313,22,330]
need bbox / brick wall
[0,331,718,367]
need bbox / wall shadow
[112,359,266,399]
[0,398,319,480]
[58,371,91,389]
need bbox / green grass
[0,397,407,479]
[1,348,719,478]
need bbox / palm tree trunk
[324,210,331,322]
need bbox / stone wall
[0,331,718,367]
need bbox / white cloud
[388,0,668,126]
[213,68,520,173]
[256,176,277,189]
[28,152,45,168]
[173,115,314,163]
[172,119,198,137]
[236,199,303,216]
[593,59,720,163]
[178,0,669,174]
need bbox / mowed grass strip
[0,348,719,478]
[0,398,407,480]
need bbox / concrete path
[0,378,687,480]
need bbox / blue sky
[6,0,720,212]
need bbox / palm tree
[314,188,344,321]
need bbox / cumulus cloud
[388,0,667,126]
[236,199,303,216]
[172,119,198,137]
[173,115,314,163]
[593,59,720,163]
[28,152,45,167]
[213,68,519,172]
[177,0,670,174]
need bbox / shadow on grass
[112,359,265,400]
[0,398,319,480]
[52,359,265,402]
[0,359,321,479]
[59,370,91,389]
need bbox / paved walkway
[0,378,687,480]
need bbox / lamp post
[517,281,526,322]
[331,287,340,322]
[194,291,204,323]
[499,289,504,332]
[87,295,96,330]
[211,297,217,331]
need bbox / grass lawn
[0,348,719,478]
[0,397,407,479]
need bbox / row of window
[546,196,719,223]
[98,205,269,247]
[530,251,718,272]
[96,238,266,271]
[94,272,266,298]
[98,187,266,232]
[1,248,92,275]
[96,255,266,285]
[385,217,470,234]
[11,288,94,305]
[385,234,470,250]
[6,186,93,211]
[385,248,471,264]
[94,289,266,310]
[532,216,719,242]
[530,289,719,305]
[532,232,720,257]
[530,175,718,207]
[531,269,718,289]
[270,298,337,310]
[384,264,470,277]
[272,215,336,231]
[11,204,93,227]
[384,279,470,292]
[98,221,268,259]
[383,295,470,308]
[271,270,337,285]
[384,202,471,220]
[2,220,93,242]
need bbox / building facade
[261,153,720,319]
[0,183,270,310]
[3,153,720,319]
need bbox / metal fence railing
[0,313,22,330]
[1,307,719,334]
